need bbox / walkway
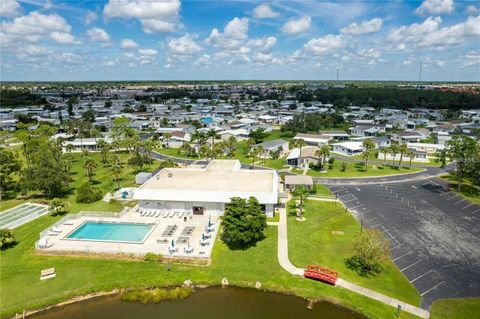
[274,199,430,319]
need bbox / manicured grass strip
[307,161,422,178]
[440,175,480,205]
[287,200,421,306]
[430,298,480,319]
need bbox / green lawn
[430,298,480,319]
[1,152,143,213]
[307,161,423,178]
[440,175,480,205]
[314,184,333,196]
[287,200,421,306]
[0,215,421,319]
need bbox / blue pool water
[67,221,154,243]
[200,117,213,124]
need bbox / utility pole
[417,61,423,84]
[336,67,340,81]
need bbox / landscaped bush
[76,182,102,203]
[144,253,163,263]
[0,229,16,250]
[121,287,194,304]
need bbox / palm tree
[207,129,219,150]
[111,155,123,190]
[66,143,75,154]
[226,136,237,157]
[362,138,376,172]
[256,145,266,165]
[61,157,72,173]
[250,147,259,167]
[163,133,172,148]
[382,146,390,166]
[91,128,100,144]
[97,139,110,164]
[397,144,409,168]
[315,144,331,171]
[292,185,309,219]
[199,145,210,161]
[407,150,416,168]
[389,144,399,166]
[83,156,97,182]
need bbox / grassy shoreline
[0,213,421,319]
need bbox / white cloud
[206,17,249,50]
[303,34,344,55]
[194,54,211,67]
[103,0,181,34]
[1,11,77,45]
[1,0,22,17]
[121,38,139,49]
[358,48,381,58]
[340,18,383,35]
[43,0,54,10]
[253,3,279,19]
[247,36,277,53]
[465,5,480,15]
[87,27,111,47]
[463,51,480,67]
[168,34,202,56]
[415,0,454,15]
[50,31,79,44]
[388,15,480,48]
[138,48,157,56]
[281,15,311,34]
[85,10,98,25]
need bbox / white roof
[332,141,364,151]
[220,128,249,136]
[134,160,278,204]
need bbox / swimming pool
[66,221,155,243]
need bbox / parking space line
[393,252,411,261]
[391,243,404,250]
[420,281,444,296]
[454,199,466,205]
[410,270,433,283]
[366,216,378,223]
[462,203,475,210]
[349,204,364,210]
[472,209,480,215]
[401,259,422,272]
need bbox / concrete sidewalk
[275,197,429,319]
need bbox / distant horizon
[1,0,479,81]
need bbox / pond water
[30,287,364,319]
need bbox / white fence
[36,208,130,249]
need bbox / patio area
[36,207,219,259]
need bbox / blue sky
[1,0,479,81]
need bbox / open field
[0,214,421,319]
[307,161,423,178]
[1,152,141,214]
[430,298,480,319]
[287,200,421,306]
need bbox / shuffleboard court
[0,203,49,229]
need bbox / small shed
[135,172,152,185]
[284,175,314,190]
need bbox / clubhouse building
[133,160,279,217]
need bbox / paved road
[330,178,480,309]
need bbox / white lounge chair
[168,212,175,218]
[140,210,146,216]
[155,211,161,217]
[63,220,74,226]
[48,230,59,236]
[52,226,62,233]
[162,211,168,217]
[178,212,184,218]
[38,237,53,249]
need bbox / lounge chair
[63,220,74,226]
[48,230,59,236]
[140,210,146,216]
[178,212,184,218]
[51,226,62,233]
[155,211,161,217]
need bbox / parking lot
[329,179,480,309]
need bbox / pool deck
[38,210,219,259]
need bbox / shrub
[76,182,102,203]
[121,287,194,304]
[0,229,16,250]
[328,157,335,164]
[341,162,347,172]
[144,253,163,263]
